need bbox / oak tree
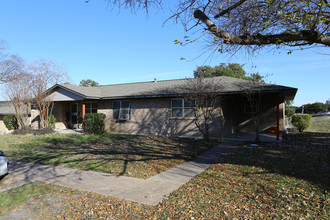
[194,63,264,82]
[79,79,99,87]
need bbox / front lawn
[0,132,328,219]
[0,133,217,179]
[305,115,330,133]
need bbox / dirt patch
[0,186,64,219]
[0,175,17,190]
[1,205,40,220]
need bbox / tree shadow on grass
[225,132,329,191]
[8,133,217,179]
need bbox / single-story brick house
[35,76,297,139]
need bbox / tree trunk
[254,120,260,143]
[204,122,210,142]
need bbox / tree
[285,100,296,118]
[296,102,327,114]
[193,63,264,82]
[0,42,25,84]
[29,60,69,128]
[247,72,265,83]
[1,41,70,129]
[79,79,99,87]
[102,0,330,54]
[194,63,246,78]
[1,44,32,129]
[244,80,263,143]
[4,72,32,129]
[177,77,224,141]
[292,114,312,132]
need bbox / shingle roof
[0,102,16,115]
[50,76,297,100]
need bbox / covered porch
[44,84,100,131]
[52,101,98,130]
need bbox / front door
[71,103,79,129]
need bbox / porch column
[82,102,85,133]
[276,95,280,141]
[42,103,45,120]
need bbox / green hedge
[3,115,18,130]
[83,113,106,134]
[291,114,312,132]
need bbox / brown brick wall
[99,98,208,137]
[50,93,286,138]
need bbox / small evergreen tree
[48,114,56,129]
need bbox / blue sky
[0,0,329,106]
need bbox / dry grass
[0,133,217,179]
[1,132,328,219]
[305,116,330,133]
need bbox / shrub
[291,114,312,132]
[83,113,106,134]
[3,115,18,130]
[48,114,56,129]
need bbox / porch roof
[47,76,297,101]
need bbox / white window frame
[171,98,195,118]
[85,102,98,114]
[113,100,130,120]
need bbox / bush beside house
[83,113,106,134]
[48,114,56,129]
[291,114,312,132]
[3,115,19,130]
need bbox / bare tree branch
[214,0,247,19]
[194,9,330,46]
[101,0,330,54]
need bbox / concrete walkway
[54,129,83,135]
[224,132,282,142]
[1,142,237,206]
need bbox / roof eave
[46,84,90,100]
[101,87,298,100]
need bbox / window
[244,100,257,114]
[171,98,195,118]
[113,100,130,120]
[85,102,98,113]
